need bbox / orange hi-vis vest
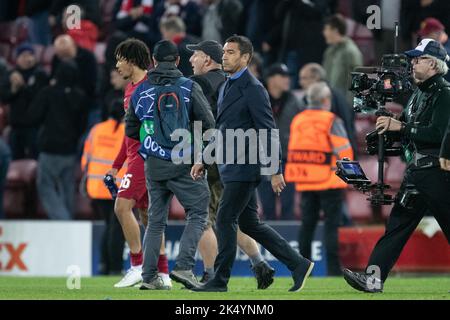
[81,119,127,199]
[285,109,353,191]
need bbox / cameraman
[343,39,450,293]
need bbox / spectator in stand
[248,51,263,82]
[0,138,11,219]
[81,98,126,275]
[352,0,406,65]
[28,61,88,220]
[257,63,303,220]
[417,17,450,82]
[263,0,333,88]
[25,0,52,46]
[322,14,363,105]
[52,35,98,124]
[0,44,49,160]
[201,0,243,44]
[113,0,158,49]
[99,31,128,104]
[62,5,99,52]
[103,69,128,121]
[240,0,278,54]
[154,0,204,38]
[401,0,450,49]
[159,16,200,76]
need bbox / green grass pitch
[0,276,449,300]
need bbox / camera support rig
[338,22,411,207]
[341,105,400,206]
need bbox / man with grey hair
[343,39,450,293]
[159,16,200,76]
[285,81,353,276]
[299,63,356,154]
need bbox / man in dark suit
[191,35,314,292]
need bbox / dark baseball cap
[405,38,449,61]
[153,40,179,62]
[16,43,35,57]
[186,40,223,64]
[265,63,290,79]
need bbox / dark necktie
[223,78,234,97]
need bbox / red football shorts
[117,157,148,209]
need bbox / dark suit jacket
[214,69,281,183]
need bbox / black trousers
[92,199,125,274]
[299,189,343,276]
[367,167,450,282]
[212,181,306,287]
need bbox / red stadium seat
[346,190,373,223]
[4,159,39,219]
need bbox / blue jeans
[37,153,76,220]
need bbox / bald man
[51,35,97,109]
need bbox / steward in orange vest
[285,109,353,191]
[81,119,126,199]
[285,82,354,276]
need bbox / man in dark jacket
[343,39,450,293]
[263,0,334,87]
[257,63,303,220]
[125,40,215,290]
[188,40,275,289]
[159,16,200,77]
[28,61,88,220]
[0,44,48,159]
[52,35,97,111]
[191,35,314,292]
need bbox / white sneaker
[114,266,143,288]
[159,272,172,289]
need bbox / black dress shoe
[190,283,228,292]
[289,259,314,292]
[251,261,275,290]
[343,268,383,293]
[200,271,212,284]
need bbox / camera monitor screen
[336,160,371,184]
